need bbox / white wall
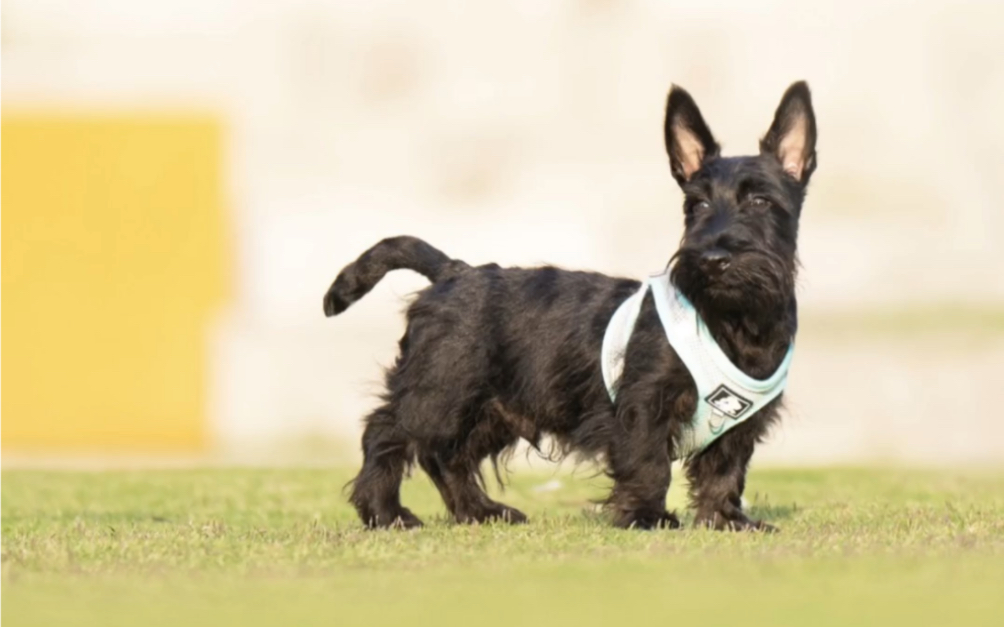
[5,0,1003,463]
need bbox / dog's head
[666,82,816,319]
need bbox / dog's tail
[323,236,467,317]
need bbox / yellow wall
[2,114,228,452]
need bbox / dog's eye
[748,196,770,208]
[687,200,711,215]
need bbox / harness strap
[601,272,794,458]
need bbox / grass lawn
[3,466,1003,626]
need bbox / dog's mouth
[669,248,794,314]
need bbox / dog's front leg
[686,419,776,532]
[605,394,680,530]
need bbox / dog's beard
[669,248,795,319]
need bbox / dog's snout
[699,248,732,275]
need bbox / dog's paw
[695,512,777,533]
[391,509,425,530]
[489,505,529,525]
[363,507,424,530]
[750,520,779,533]
[459,505,528,525]
[614,509,681,530]
[724,518,777,533]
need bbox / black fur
[323,82,817,531]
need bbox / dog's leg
[349,404,423,529]
[686,420,776,532]
[417,409,527,525]
[419,450,527,525]
[604,395,680,530]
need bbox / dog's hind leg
[349,404,423,529]
[419,452,527,525]
[417,409,527,525]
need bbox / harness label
[705,385,753,419]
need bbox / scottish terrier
[324,82,816,531]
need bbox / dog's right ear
[664,85,720,186]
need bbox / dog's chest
[601,272,794,458]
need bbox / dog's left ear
[760,81,817,185]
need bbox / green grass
[3,466,1004,626]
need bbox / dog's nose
[699,248,731,275]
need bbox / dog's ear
[760,81,817,185]
[664,85,720,186]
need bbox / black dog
[324,82,816,531]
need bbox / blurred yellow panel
[1,114,229,452]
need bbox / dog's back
[327,237,639,448]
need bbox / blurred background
[3,0,1003,467]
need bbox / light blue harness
[601,271,795,459]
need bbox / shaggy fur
[323,82,817,531]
